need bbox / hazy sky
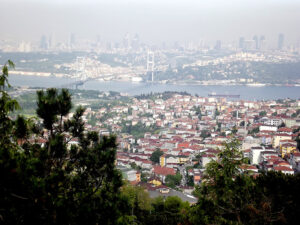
[1,0,300,46]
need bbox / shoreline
[9,73,299,87]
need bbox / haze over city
[2,1,300,224]
[1,0,300,46]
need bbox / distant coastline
[10,72,299,87]
[9,74,300,100]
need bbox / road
[178,165,187,186]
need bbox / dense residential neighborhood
[8,84,300,203]
[29,91,298,202]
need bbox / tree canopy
[150,149,164,164]
[0,63,124,224]
[165,173,182,188]
[190,139,300,225]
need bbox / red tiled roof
[142,160,152,164]
[281,143,296,147]
[178,142,190,148]
[292,152,300,157]
[202,154,216,158]
[275,133,292,137]
[273,166,293,172]
[278,127,293,132]
[153,166,176,176]
[240,165,257,170]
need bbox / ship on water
[208,92,240,98]
[246,83,266,87]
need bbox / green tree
[149,196,190,225]
[239,121,245,127]
[164,196,190,225]
[193,106,202,120]
[150,149,164,164]
[0,63,125,224]
[190,139,285,225]
[259,111,267,117]
[250,126,260,134]
[296,134,300,150]
[186,175,194,187]
[279,122,286,128]
[232,125,238,134]
[165,173,182,188]
[200,129,211,138]
[255,171,300,225]
[215,109,220,117]
[120,184,152,225]
[232,111,238,117]
[0,60,19,146]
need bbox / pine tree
[190,139,284,225]
[0,62,124,224]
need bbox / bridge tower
[147,51,155,82]
[76,57,88,89]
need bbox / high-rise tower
[40,35,48,50]
[259,35,266,50]
[69,33,76,49]
[214,40,221,50]
[278,33,284,50]
[239,37,245,49]
[147,51,155,82]
[253,35,259,50]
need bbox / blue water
[9,75,300,100]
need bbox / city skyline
[1,0,300,47]
[2,31,299,53]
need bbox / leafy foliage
[190,139,300,225]
[121,121,160,139]
[259,111,267,117]
[165,173,182,188]
[150,149,164,164]
[200,129,211,138]
[0,63,124,224]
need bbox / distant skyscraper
[174,41,179,50]
[239,37,245,49]
[259,35,266,50]
[48,33,56,50]
[131,34,140,50]
[278,33,284,50]
[123,33,130,49]
[69,33,76,49]
[19,41,31,52]
[40,35,48,50]
[253,35,259,49]
[244,40,255,50]
[106,42,112,51]
[214,40,221,50]
[96,35,101,43]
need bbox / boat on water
[208,92,240,98]
[246,83,266,87]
